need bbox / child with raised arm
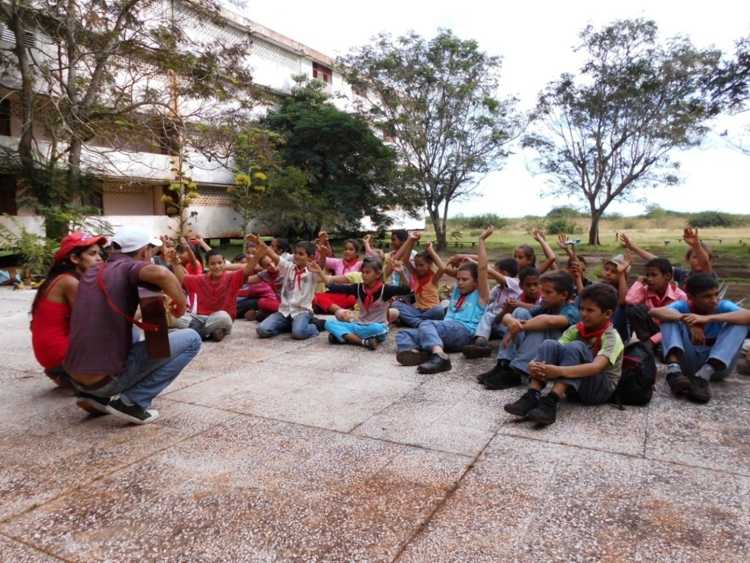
[513,229,557,275]
[312,233,363,314]
[311,256,411,350]
[462,258,521,359]
[598,252,633,342]
[395,228,492,374]
[504,267,543,312]
[504,283,625,427]
[650,273,749,404]
[389,232,445,327]
[475,270,580,390]
[252,236,325,340]
[169,246,259,341]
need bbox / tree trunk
[588,209,602,246]
[429,205,446,251]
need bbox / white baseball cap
[111,226,163,253]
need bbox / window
[312,62,332,84]
[0,24,36,48]
[0,99,10,136]
[0,175,18,214]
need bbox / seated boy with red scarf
[504,283,624,427]
[389,232,446,328]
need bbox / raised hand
[480,226,494,241]
[307,261,322,274]
[163,246,178,265]
[532,228,546,243]
[617,232,633,249]
[683,227,701,248]
[409,231,422,241]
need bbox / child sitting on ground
[395,228,492,374]
[389,232,446,327]
[312,233,363,314]
[462,258,521,358]
[650,273,749,404]
[598,253,632,342]
[176,237,203,275]
[476,270,580,390]
[513,229,557,274]
[170,247,258,341]
[311,256,411,350]
[504,267,543,312]
[237,255,282,322]
[625,257,687,350]
[251,236,325,340]
[504,283,624,426]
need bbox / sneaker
[328,333,343,345]
[362,337,380,351]
[106,398,159,425]
[504,390,540,417]
[462,337,492,359]
[396,349,431,366]
[687,375,711,404]
[736,357,750,377]
[211,328,227,342]
[483,367,522,390]
[243,310,257,322]
[417,354,452,374]
[526,393,560,426]
[76,392,110,416]
[666,371,691,397]
[311,316,327,332]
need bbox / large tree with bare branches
[523,19,721,245]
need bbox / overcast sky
[238,0,750,217]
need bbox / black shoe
[396,349,431,366]
[328,333,343,345]
[526,393,559,426]
[476,359,510,384]
[504,389,540,417]
[211,328,227,342]
[462,338,492,359]
[666,371,690,397]
[362,337,380,351]
[483,367,523,390]
[106,398,159,425]
[76,392,110,416]
[417,354,453,374]
[687,375,711,404]
[311,316,327,332]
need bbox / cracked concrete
[1,287,749,562]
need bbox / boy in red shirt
[169,248,258,341]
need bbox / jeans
[256,311,319,340]
[535,340,614,405]
[612,305,629,343]
[661,321,746,380]
[326,320,389,343]
[497,308,565,374]
[391,301,446,328]
[396,319,473,353]
[73,329,202,409]
[475,309,506,340]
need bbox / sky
[235,0,750,217]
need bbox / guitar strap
[96,263,159,333]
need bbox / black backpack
[609,341,656,408]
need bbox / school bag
[609,341,656,408]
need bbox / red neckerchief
[576,321,612,354]
[414,272,433,295]
[361,281,384,312]
[293,265,306,290]
[520,292,536,303]
[454,292,469,311]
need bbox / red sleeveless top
[31,275,74,369]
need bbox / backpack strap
[96,264,159,333]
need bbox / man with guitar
[64,226,202,424]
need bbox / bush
[547,206,582,219]
[688,211,736,228]
[546,218,583,235]
[459,213,508,230]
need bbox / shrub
[688,211,736,228]
[460,213,508,229]
[546,218,583,235]
[547,206,582,219]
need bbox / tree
[711,35,750,155]
[523,19,721,245]
[0,0,254,238]
[339,30,522,250]
[259,79,406,238]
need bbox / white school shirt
[277,258,319,318]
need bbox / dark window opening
[0,99,11,136]
[0,174,18,214]
[312,62,332,84]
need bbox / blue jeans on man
[391,300,446,328]
[535,340,614,404]
[396,319,473,353]
[498,308,565,375]
[661,321,746,380]
[256,311,319,340]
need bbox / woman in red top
[30,232,106,386]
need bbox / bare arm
[521,314,573,331]
[618,232,656,262]
[649,305,684,322]
[530,355,610,380]
[307,261,330,286]
[683,228,712,273]
[683,308,750,326]
[393,231,420,263]
[488,267,508,286]
[139,264,187,317]
[533,229,557,273]
[164,247,186,284]
[426,242,447,279]
[247,234,280,265]
[478,227,492,304]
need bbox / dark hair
[685,273,719,296]
[457,261,479,281]
[645,257,673,276]
[176,243,188,253]
[540,270,575,299]
[343,239,361,253]
[295,241,316,257]
[568,255,587,267]
[414,250,434,264]
[686,243,714,261]
[273,238,291,254]
[391,229,408,243]
[111,241,139,258]
[31,245,93,316]
[361,256,383,273]
[580,283,618,312]
[206,249,224,262]
[519,266,540,285]
[515,244,536,266]
[232,253,246,263]
[495,258,518,278]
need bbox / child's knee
[512,308,532,321]
[256,325,272,338]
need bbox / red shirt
[183,269,246,318]
[184,260,203,276]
